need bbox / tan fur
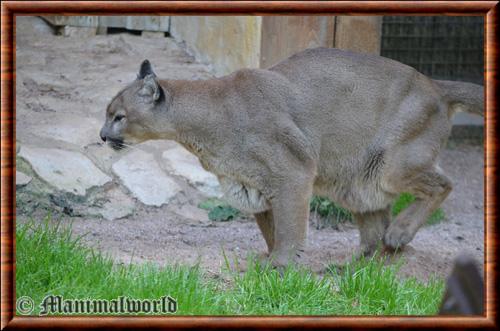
[100,48,484,267]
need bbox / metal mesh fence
[381,16,484,85]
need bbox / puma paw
[254,252,274,268]
[267,254,290,269]
[383,226,414,250]
[267,249,307,270]
[356,244,380,260]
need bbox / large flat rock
[19,146,111,195]
[162,146,221,197]
[112,150,181,206]
[30,113,102,147]
[16,171,32,186]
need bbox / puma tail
[433,79,484,117]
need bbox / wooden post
[334,16,383,54]
[260,16,335,68]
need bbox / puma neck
[165,79,222,173]
[174,132,215,171]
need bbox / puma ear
[139,74,162,102]
[138,59,155,80]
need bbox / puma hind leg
[383,167,452,250]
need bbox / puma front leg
[353,207,391,258]
[268,177,314,268]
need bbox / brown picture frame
[1,1,497,329]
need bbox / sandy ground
[15,17,484,282]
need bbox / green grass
[16,216,220,315]
[16,216,444,316]
[227,256,443,315]
[311,193,445,227]
[327,256,444,315]
[226,256,341,315]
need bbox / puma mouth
[107,137,126,151]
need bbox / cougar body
[100,47,483,267]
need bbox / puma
[100,47,483,268]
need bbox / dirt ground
[15,17,484,282]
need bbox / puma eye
[114,115,125,122]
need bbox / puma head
[100,60,173,150]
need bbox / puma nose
[99,129,107,142]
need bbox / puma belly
[219,177,270,213]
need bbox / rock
[16,16,55,38]
[19,145,111,195]
[86,186,135,221]
[16,171,32,186]
[112,150,181,206]
[162,146,221,197]
[84,142,122,173]
[63,26,97,38]
[32,114,102,147]
[141,31,166,38]
[45,183,135,220]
